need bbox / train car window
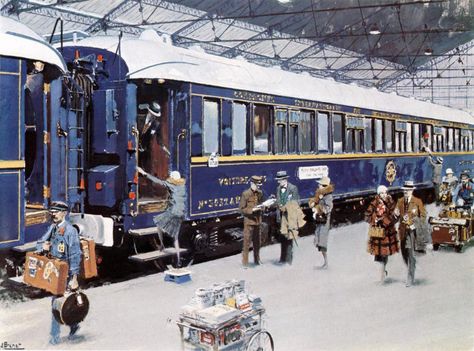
[232,103,247,155]
[406,123,412,152]
[203,100,219,155]
[447,128,454,151]
[395,121,407,153]
[412,123,420,152]
[299,111,313,153]
[454,129,460,151]
[460,130,469,151]
[289,111,299,154]
[345,116,364,153]
[332,113,343,154]
[364,118,372,152]
[253,105,270,154]
[384,120,394,152]
[317,112,329,152]
[374,119,383,152]
[433,126,445,152]
[421,124,432,150]
[274,109,288,154]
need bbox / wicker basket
[368,226,385,238]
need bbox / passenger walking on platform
[239,175,265,268]
[309,176,334,269]
[394,181,427,287]
[35,201,82,345]
[452,171,474,208]
[439,168,458,204]
[364,185,399,283]
[275,170,302,265]
[137,167,186,264]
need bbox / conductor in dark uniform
[36,201,82,345]
[239,176,264,268]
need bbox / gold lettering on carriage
[294,99,339,111]
[197,196,241,210]
[233,91,275,103]
[218,176,267,186]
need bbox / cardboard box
[23,252,68,295]
[80,238,98,279]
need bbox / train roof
[0,16,67,72]
[71,31,472,125]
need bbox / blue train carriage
[0,16,86,266]
[61,30,474,265]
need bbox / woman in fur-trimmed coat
[365,185,399,283]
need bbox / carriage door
[0,57,25,248]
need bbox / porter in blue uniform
[36,201,82,344]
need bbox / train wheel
[432,244,440,251]
[246,331,274,351]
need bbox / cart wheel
[432,244,440,251]
[246,330,274,351]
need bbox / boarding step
[128,248,188,262]
[12,241,36,253]
[129,227,159,237]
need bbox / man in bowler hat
[36,201,82,344]
[239,175,265,268]
[275,170,300,264]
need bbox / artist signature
[0,341,24,350]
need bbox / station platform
[1,205,473,350]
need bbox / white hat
[169,171,181,180]
[317,176,331,186]
[402,180,415,190]
[446,168,453,175]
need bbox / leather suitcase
[80,238,98,279]
[23,252,68,295]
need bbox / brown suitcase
[80,238,98,279]
[23,252,68,295]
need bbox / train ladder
[65,76,86,216]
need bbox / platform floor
[1,205,473,350]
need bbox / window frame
[202,99,220,156]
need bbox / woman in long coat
[310,176,334,269]
[365,185,399,283]
[137,167,186,263]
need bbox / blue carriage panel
[49,78,68,202]
[0,171,23,248]
[92,89,120,154]
[221,100,232,157]
[122,83,138,215]
[0,56,25,248]
[191,96,203,157]
[174,89,190,176]
[0,61,22,161]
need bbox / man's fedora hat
[402,180,416,190]
[250,175,263,185]
[147,101,161,117]
[49,201,69,212]
[275,170,289,180]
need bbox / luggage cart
[177,305,274,351]
[430,207,474,252]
